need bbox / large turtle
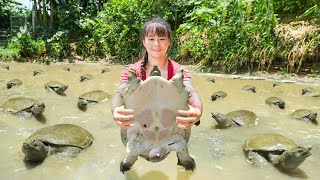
[45,81,68,94]
[80,74,94,82]
[211,91,227,101]
[265,97,285,109]
[22,124,93,162]
[119,66,194,173]
[7,79,22,89]
[211,110,257,128]
[77,90,110,110]
[243,134,312,171]
[1,97,45,117]
[290,109,317,124]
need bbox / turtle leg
[247,151,269,167]
[169,135,195,171]
[268,146,312,171]
[120,132,145,173]
[120,154,138,173]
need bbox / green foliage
[7,26,45,58]
[177,0,278,73]
[47,30,70,60]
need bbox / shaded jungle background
[0,0,319,75]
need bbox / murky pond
[0,61,319,180]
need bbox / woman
[112,17,203,129]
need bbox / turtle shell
[243,134,298,152]
[290,109,317,121]
[211,91,227,101]
[122,70,189,144]
[226,110,257,126]
[45,81,65,88]
[24,124,93,149]
[79,90,110,103]
[1,97,40,113]
[7,79,22,89]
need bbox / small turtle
[33,70,44,76]
[242,85,256,93]
[22,124,93,162]
[206,78,215,83]
[211,91,227,101]
[45,81,68,94]
[118,66,194,173]
[80,74,94,82]
[243,134,312,171]
[211,110,257,128]
[7,79,22,89]
[272,83,280,87]
[1,97,45,117]
[302,87,316,95]
[290,109,317,123]
[101,68,111,73]
[78,90,110,110]
[63,67,70,71]
[1,65,9,70]
[265,97,285,109]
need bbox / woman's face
[143,34,170,60]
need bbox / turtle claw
[177,158,196,171]
[120,161,131,174]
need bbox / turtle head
[22,140,49,162]
[211,94,218,101]
[278,146,312,171]
[7,83,13,89]
[56,85,68,94]
[150,65,161,76]
[211,112,232,127]
[78,99,88,110]
[308,112,317,122]
[31,103,45,116]
[276,101,285,109]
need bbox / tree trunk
[42,0,47,29]
[49,0,56,28]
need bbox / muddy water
[0,62,319,180]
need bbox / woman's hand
[176,105,201,129]
[113,105,134,129]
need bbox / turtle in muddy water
[7,79,22,89]
[211,110,257,128]
[77,90,110,110]
[242,85,256,93]
[290,109,317,124]
[33,70,44,76]
[22,124,93,162]
[265,97,285,109]
[80,74,94,82]
[1,64,9,70]
[119,66,194,173]
[101,68,111,73]
[243,134,312,171]
[206,78,215,83]
[45,81,68,94]
[63,67,70,71]
[211,91,227,101]
[1,97,45,118]
[301,87,316,95]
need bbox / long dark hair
[140,17,172,78]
